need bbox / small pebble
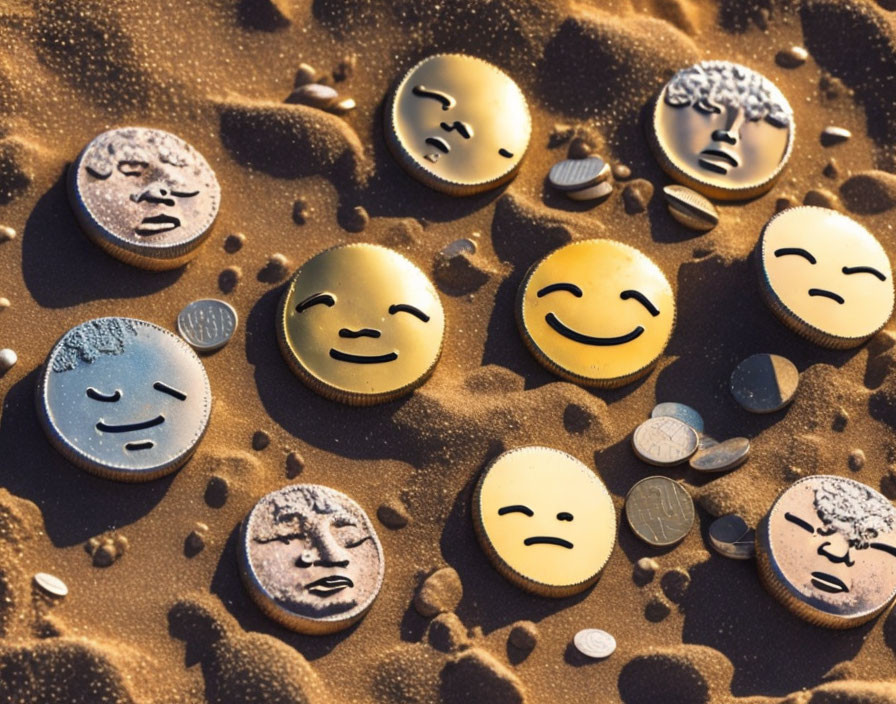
[414,567,462,618]
[840,170,896,214]
[0,348,17,373]
[549,123,574,147]
[660,568,691,603]
[252,430,270,451]
[508,621,538,651]
[622,179,654,214]
[832,408,849,432]
[775,46,808,68]
[92,544,118,568]
[634,557,659,584]
[823,159,840,179]
[334,55,356,82]
[377,500,409,529]
[205,476,229,508]
[0,297,8,310]
[293,63,317,87]
[219,266,242,293]
[185,526,207,557]
[775,196,797,213]
[848,449,866,472]
[293,198,309,225]
[33,572,68,598]
[821,126,852,146]
[428,612,468,653]
[286,451,305,478]
[332,98,357,114]
[573,629,616,659]
[804,188,838,209]
[568,136,592,159]
[612,163,632,180]
[260,253,289,283]
[345,205,369,233]
[287,83,338,109]
[224,233,245,253]
[645,595,671,622]
[0,225,15,242]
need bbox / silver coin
[730,353,799,413]
[663,185,718,232]
[566,180,613,201]
[177,299,238,353]
[548,156,610,191]
[689,437,751,473]
[709,515,755,560]
[37,317,212,481]
[239,484,384,635]
[650,402,704,433]
[573,628,616,659]
[33,572,68,598]
[632,416,698,467]
[68,128,220,270]
[625,476,695,547]
[697,434,719,451]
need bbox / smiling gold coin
[386,54,531,195]
[278,244,445,405]
[759,207,894,348]
[473,446,617,597]
[517,240,675,388]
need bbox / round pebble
[219,266,242,293]
[730,353,799,413]
[287,83,338,109]
[509,621,538,651]
[650,402,704,433]
[634,557,658,583]
[33,572,68,598]
[0,297,8,310]
[708,515,755,560]
[568,137,592,159]
[286,450,305,477]
[632,416,699,466]
[622,179,653,214]
[0,348,17,373]
[224,233,245,253]
[252,430,270,451]
[821,126,852,146]
[803,188,838,209]
[205,476,229,508]
[294,63,317,87]
[848,449,866,472]
[573,628,616,659]
[0,225,16,242]
[612,163,632,180]
[689,437,751,473]
[775,46,808,68]
[333,98,357,114]
[345,205,369,233]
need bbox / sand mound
[237,0,292,31]
[0,136,35,205]
[840,171,896,214]
[372,644,443,703]
[440,648,526,704]
[800,681,896,703]
[618,645,734,704]
[491,192,580,268]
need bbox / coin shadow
[0,369,175,546]
[21,171,184,309]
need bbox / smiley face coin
[69,128,220,270]
[473,447,616,597]
[240,484,384,634]
[649,61,794,200]
[386,54,531,195]
[278,244,445,405]
[757,475,896,628]
[517,240,675,388]
[759,207,894,348]
[37,317,211,481]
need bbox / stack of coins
[548,156,613,201]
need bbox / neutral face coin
[651,402,704,433]
[689,437,750,473]
[573,628,616,659]
[177,299,238,353]
[709,515,755,559]
[69,128,220,270]
[240,484,384,634]
[386,54,531,195]
[650,61,794,200]
[760,207,894,348]
[632,416,698,467]
[473,447,617,597]
[730,353,799,414]
[625,476,695,547]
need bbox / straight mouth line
[700,149,739,167]
[135,214,181,235]
[329,349,398,364]
[810,571,848,593]
[545,313,644,346]
[96,415,165,433]
[523,536,574,549]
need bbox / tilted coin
[662,185,719,232]
[37,317,212,481]
[651,402,704,434]
[573,628,616,659]
[730,353,799,414]
[625,476,695,547]
[33,572,68,598]
[697,434,719,451]
[177,299,238,353]
[759,207,894,348]
[240,484,384,634]
[549,156,612,201]
[566,180,613,201]
[632,417,698,467]
[757,475,896,628]
[689,437,750,473]
[709,515,755,560]
[68,128,220,270]
[386,54,531,195]
[649,61,794,200]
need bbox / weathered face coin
[689,437,750,473]
[69,128,220,270]
[239,484,384,634]
[177,299,238,353]
[573,628,616,659]
[730,353,799,414]
[650,402,704,434]
[37,317,212,481]
[632,416,698,467]
[33,572,69,598]
[708,515,755,559]
[625,476,695,547]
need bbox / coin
[648,61,794,200]
[697,434,719,451]
[517,240,675,389]
[549,156,611,201]
[730,353,799,413]
[625,476,695,547]
[33,572,68,598]
[278,244,445,405]
[68,128,220,270]
[239,484,384,634]
[37,317,212,481]
[757,475,896,628]
[759,207,894,348]
[573,628,616,659]
[651,402,704,434]
[473,447,616,597]
[662,185,718,232]
[708,515,755,559]
[632,417,698,467]
[177,299,238,353]
[386,54,531,195]
[689,437,750,473]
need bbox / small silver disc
[651,402,704,433]
[33,572,68,598]
[632,416,699,467]
[689,437,751,473]
[177,299,238,353]
[573,628,616,659]
[730,353,799,414]
[709,515,755,560]
[548,156,609,191]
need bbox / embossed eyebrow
[870,542,896,558]
[774,248,817,264]
[784,512,815,534]
[842,265,886,281]
[498,505,534,517]
[412,85,456,110]
[389,304,430,322]
[536,283,583,298]
[620,290,660,317]
[153,382,187,401]
[296,292,336,313]
[86,387,121,402]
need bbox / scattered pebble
[224,233,245,253]
[730,353,799,414]
[344,205,369,233]
[647,595,676,621]
[0,348,17,373]
[634,557,658,585]
[0,225,15,242]
[219,266,242,293]
[661,568,691,603]
[292,198,309,225]
[205,476,229,508]
[252,430,270,451]
[573,628,616,659]
[377,500,409,529]
[840,170,896,214]
[285,450,305,478]
[821,126,851,146]
[568,136,592,159]
[612,163,632,180]
[332,98,357,114]
[848,449,866,472]
[548,156,612,201]
[775,46,808,68]
[414,567,462,618]
[820,74,847,101]
[622,179,654,214]
[185,523,208,557]
[0,297,8,311]
[822,159,840,179]
[260,253,289,283]
[428,612,468,653]
[775,196,797,213]
[508,621,538,651]
[333,55,356,82]
[549,123,574,147]
[91,544,117,567]
[287,83,338,109]
[86,534,128,567]
[832,408,849,432]
[33,572,68,598]
[294,63,317,87]
[803,188,838,209]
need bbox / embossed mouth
[136,213,181,236]
[96,415,165,433]
[698,148,740,174]
[329,349,398,364]
[523,536,574,549]
[808,288,845,305]
[545,313,644,346]
[305,576,354,596]
[810,571,849,594]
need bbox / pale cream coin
[632,417,698,467]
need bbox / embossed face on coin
[37,317,211,481]
[517,240,675,388]
[758,475,896,628]
[69,128,220,270]
[386,54,531,195]
[760,207,894,348]
[650,61,794,200]
[625,476,695,547]
[473,447,616,597]
[278,244,445,405]
[240,484,384,634]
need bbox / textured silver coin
[651,402,705,434]
[37,317,212,481]
[709,515,756,560]
[68,128,220,271]
[33,572,68,598]
[689,437,751,473]
[697,434,719,451]
[663,184,719,232]
[625,476,695,547]
[177,299,238,353]
[730,353,799,413]
[632,416,698,467]
[549,156,611,201]
[573,628,616,659]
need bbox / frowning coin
[689,437,750,473]
[730,353,799,413]
[573,628,616,659]
[177,299,238,353]
[651,402,704,433]
[709,515,755,560]
[632,417,698,467]
[625,476,695,547]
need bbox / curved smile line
[524,536,574,549]
[329,349,398,364]
[96,415,165,433]
[545,313,644,346]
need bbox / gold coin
[386,54,531,195]
[625,476,695,547]
[757,475,896,628]
[517,240,675,388]
[473,447,617,597]
[649,61,794,200]
[759,206,894,348]
[278,244,445,405]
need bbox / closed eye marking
[86,387,121,402]
[498,505,534,517]
[389,304,430,322]
[296,292,336,313]
[843,266,886,281]
[774,248,817,264]
[412,85,456,110]
[809,288,845,304]
[620,290,660,317]
[153,382,187,401]
[557,512,574,521]
[537,283,582,298]
[870,542,896,558]
[425,137,450,153]
[784,512,815,534]
[345,535,373,549]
